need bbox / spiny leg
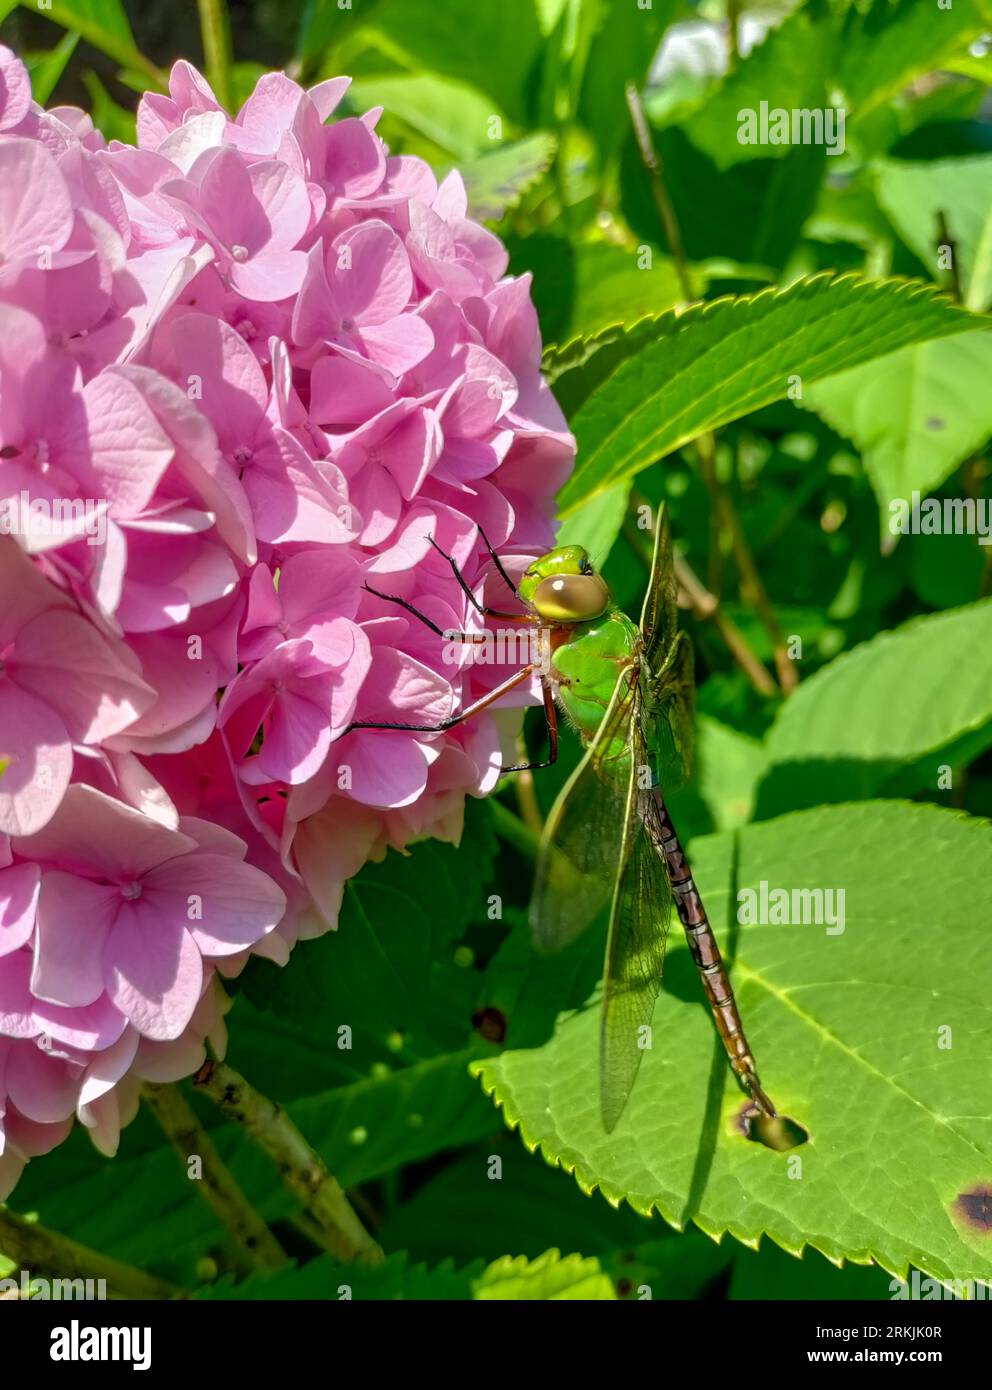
[499,676,558,774]
[476,523,520,598]
[362,583,488,643]
[646,787,778,1118]
[425,535,535,623]
[342,662,540,737]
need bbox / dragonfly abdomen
[645,787,777,1117]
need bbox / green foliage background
[3,0,992,1301]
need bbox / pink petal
[333,220,413,325]
[341,732,431,808]
[14,608,154,745]
[249,158,311,249]
[309,353,395,425]
[324,117,386,198]
[0,138,73,264]
[307,76,351,121]
[142,852,285,957]
[0,46,32,132]
[358,314,434,377]
[12,783,199,881]
[78,1027,139,1108]
[5,1044,81,1123]
[0,681,72,837]
[230,247,308,302]
[32,871,119,1007]
[33,991,128,1052]
[105,901,203,1041]
[0,862,40,959]
[158,311,268,444]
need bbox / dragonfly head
[519,545,611,624]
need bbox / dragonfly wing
[639,501,678,667]
[650,629,696,792]
[530,665,639,955]
[600,694,672,1132]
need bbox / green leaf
[543,311,675,415]
[729,1240,897,1300]
[473,801,992,1284]
[802,332,992,518]
[347,73,503,163]
[460,133,557,222]
[874,155,992,311]
[680,714,766,833]
[350,0,544,126]
[195,1252,483,1300]
[687,5,834,170]
[80,70,136,144]
[556,275,987,518]
[555,480,632,569]
[296,0,386,70]
[379,1142,657,1264]
[22,0,165,88]
[910,530,986,610]
[472,1248,617,1300]
[837,0,992,116]
[518,235,701,349]
[575,0,679,159]
[756,599,992,816]
[620,115,826,270]
[25,32,80,105]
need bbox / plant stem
[142,1082,286,1273]
[492,798,541,862]
[674,548,779,699]
[935,210,964,302]
[625,83,794,693]
[624,83,693,303]
[693,437,798,694]
[192,1060,384,1268]
[197,0,234,111]
[727,0,742,73]
[0,1208,176,1300]
[513,736,545,838]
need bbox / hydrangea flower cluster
[0,49,573,1197]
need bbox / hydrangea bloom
[0,50,573,1196]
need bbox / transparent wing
[649,629,696,792]
[600,694,672,1132]
[639,502,678,667]
[530,665,639,956]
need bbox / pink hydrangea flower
[0,49,573,1196]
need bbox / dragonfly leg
[476,523,520,597]
[362,583,488,642]
[426,536,537,622]
[342,662,540,737]
[648,788,778,1118]
[499,677,558,774]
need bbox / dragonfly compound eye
[532,572,611,623]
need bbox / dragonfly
[344,508,794,1142]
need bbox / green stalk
[0,1208,176,1300]
[197,0,234,111]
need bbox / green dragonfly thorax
[551,605,641,752]
[522,528,693,795]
